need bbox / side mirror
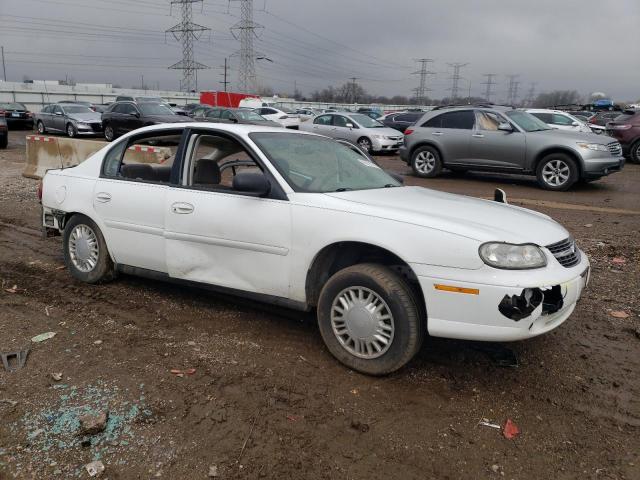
[345,123,354,128]
[232,172,271,197]
[498,122,513,132]
[55,111,62,116]
[134,112,141,118]
[571,121,580,126]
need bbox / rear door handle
[432,131,443,136]
[95,192,112,203]
[171,202,194,214]
[472,133,485,138]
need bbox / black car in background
[0,102,34,129]
[199,107,281,127]
[101,101,192,141]
[382,111,423,133]
[0,118,8,148]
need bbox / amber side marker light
[434,284,480,295]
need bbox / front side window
[138,104,173,116]
[349,114,383,128]
[236,110,266,121]
[102,130,183,183]
[333,115,352,128]
[220,110,234,120]
[551,113,575,125]
[206,109,221,119]
[250,132,400,193]
[477,111,506,131]
[505,110,552,132]
[52,106,63,115]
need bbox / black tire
[66,123,76,138]
[104,124,115,142]
[63,214,116,284]
[317,263,424,375]
[0,135,7,149]
[411,145,443,178]
[630,140,640,164]
[536,153,579,191]
[36,121,46,134]
[357,137,372,153]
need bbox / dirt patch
[1,131,639,479]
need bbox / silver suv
[399,105,625,190]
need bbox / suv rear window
[423,111,475,129]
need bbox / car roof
[526,108,570,114]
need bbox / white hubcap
[330,286,395,359]
[414,151,436,174]
[542,159,570,186]
[69,224,99,272]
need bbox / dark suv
[101,101,191,141]
[606,109,640,163]
[400,105,624,190]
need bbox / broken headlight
[479,242,547,270]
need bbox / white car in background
[526,109,593,134]
[296,108,320,122]
[253,106,300,129]
[40,123,590,375]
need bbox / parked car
[589,111,623,127]
[606,109,640,163]
[400,105,624,191]
[182,103,206,114]
[300,112,403,153]
[40,123,591,374]
[0,118,7,148]
[199,108,281,127]
[35,104,104,137]
[253,106,300,129]
[0,102,34,129]
[101,101,192,141]
[382,111,424,133]
[93,103,112,114]
[296,108,320,122]
[526,109,593,134]
[189,105,215,120]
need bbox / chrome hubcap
[105,127,113,140]
[67,125,74,136]
[414,151,435,174]
[330,286,395,359]
[38,123,44,133]
[68,224,99,272]
[542,159,570,186]
[359,139,371,150]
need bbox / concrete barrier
[23,136,172,179]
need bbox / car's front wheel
[104,124,115,142]
[66,123,76,138]
[536,153,578,191]
[357,137,372,153]
[63,214,116,284]
[630,140,640,164]
[411,145,442,178]
[317,263,423,375]
[36,121,46,134]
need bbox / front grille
[546,237,580,268]
[607,142,622,156]
[90,122,103,132]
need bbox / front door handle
[95,192,112,203]
[472,133,485,138]
[171,202,194,214]
[432,131,443,136]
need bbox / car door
[39,105,53,130]
[51,105,65,132]
[331,114,356,142]
[421,110,474,163]
[467,110,526,169]
[93,128,185,272]
[309,114,333,136]
[164,129,292,298]
[123,103,142,132]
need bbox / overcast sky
[1,0,639,101]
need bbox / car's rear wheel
[63,214,115,284]
[317,263,423,375]
[536,154,578,191]
[357,137,372,153]
[104,124,115,142]
[66,123,76,138]
[37,121,46,134]
[630,140,640,164]
[411,145,442,178]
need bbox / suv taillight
[404,128,414,135]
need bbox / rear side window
[314,115,332,125]
[423,111,475,129]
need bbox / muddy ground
[0,130,638,480]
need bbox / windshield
[505,110,552,132]
[63,106,93,114]
[350,114,384,128]
[250,133,400,193]
[236,110,266,121]
[139,103,175,116]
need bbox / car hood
[531,128,611,143]
[68,112,102,122]
[323,186,569,246]
[145,115,193,123]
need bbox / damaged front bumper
[411,251,590,342]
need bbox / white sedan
[252,106,300,129]
[40,123,590,375]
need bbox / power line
[230,0,262,93]
[506,74,520,105]
[481,73,498,102]
[448,63,468,100]
[524,82,537,106]
[166,0,210,92]
[412,58,435,104]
